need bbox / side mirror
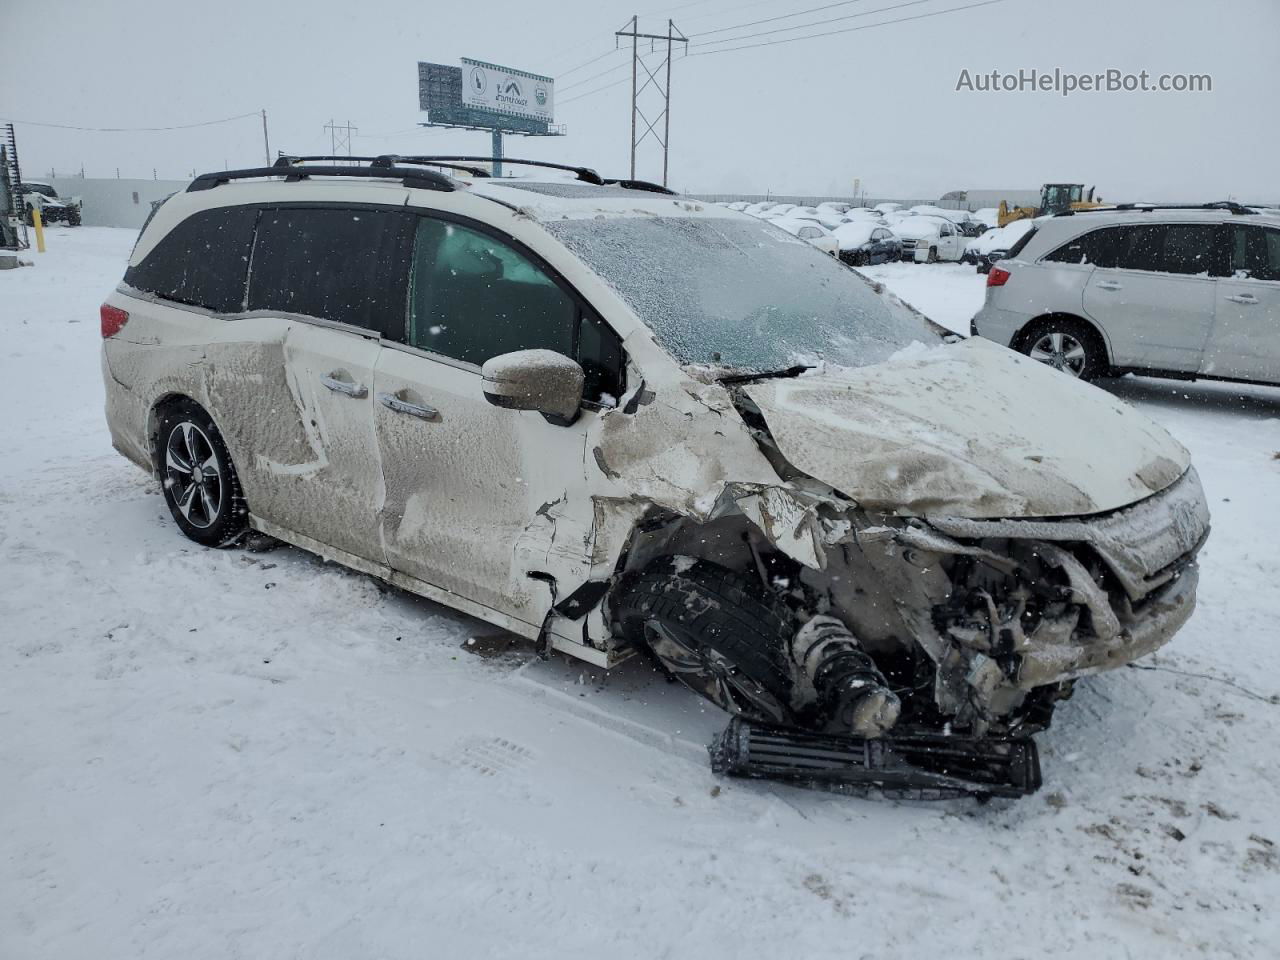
[481,349,584,426]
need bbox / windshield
[22,183,57,199]
[544,215,935,372]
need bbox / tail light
[100,304,129,338]
[987,266,1011,287]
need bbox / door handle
[320,374,367,398]
[378,392,441,422]
[1095,280,1123,291]
[1225,294,1259,305]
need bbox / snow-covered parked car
[891,216,966,262]
[769,217,840,256]
[98,157,1210,796]
[832,221,901,265]
[964,219,1038,272]
[20,182,82,226]
[972,207,1000,229]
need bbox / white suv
[972,204,1280,384]
[100,157,1209,792]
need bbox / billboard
[460,58,554,124]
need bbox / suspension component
[791,615,901,737]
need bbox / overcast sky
[3,0,1276,202]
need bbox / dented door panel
[271,322,386,563]
[373,344,594,627]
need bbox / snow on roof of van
[466,178,733,221]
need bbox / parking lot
[3,225,1277,959]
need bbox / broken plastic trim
[709,718,1042,799]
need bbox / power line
[558,50,668,106]
[559,59,633,93]
[692,0,934,48]
[0,111,261,132]
[557,48,623,78]
[690,0,871,37]
[559,48,669,94]
[687,0,1008,57]
[559,74,634,107]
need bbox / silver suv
[972,204,1280,384]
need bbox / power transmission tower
[323,119,358,159]
[615,16,687,187]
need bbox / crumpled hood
[742,337,1190,519]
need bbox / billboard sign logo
[461,57,554,123]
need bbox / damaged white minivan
[100,157,1210,796]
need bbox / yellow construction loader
[998,184,1104,226]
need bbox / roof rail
[187,162,456,193]
[403,155,605,186]
[273,155,494,178]
[601,178,677,196]
[1054,201,1257,217]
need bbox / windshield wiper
[716,364,814,385]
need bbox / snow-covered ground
[3,229,1279,959]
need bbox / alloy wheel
[164,421,223,529]
[643,620,788,722]
[1029,331,1088,377]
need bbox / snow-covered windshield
[544,215,934,371]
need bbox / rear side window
[1111,224,1224,276]
[247,207,412,339]
[125,206,258,313]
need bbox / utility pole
[491,130,504,179]
[615,16,687,187]
[324,119,358,159]
[261,109,270,166]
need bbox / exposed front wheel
[155,399,247,547]
[926,246,939,263]
[1019,318,1107,381]
[613,559,796,724]
[612,559,900,736]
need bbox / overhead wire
[0,111,261,132]
[691,0,935,49]
[689,0,873,38]
[687,0,1009,57]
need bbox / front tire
[1019,318,1108,381]
[926,246,939,263]
[155,399,247,547]
[613,559,796,724]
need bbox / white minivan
[99,157,1210,793]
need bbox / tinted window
[1111,223,1223,276]
[1044,226,1115,266]
[1005,224,1038,259]
[408,218,577,366]
[1230,225,1280,282]
[247,207,411,338]
[1160,224,1223,275]
[125,205,259,313]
